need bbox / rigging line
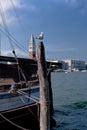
[18,67,27,82]
[17,90,39,103]
[0,113,29,130]
[0,33,1,55]
[10,0,27,39]
[12,50,22,83]
[18,95,39,122]
[17,89,40,121]
[17,91,40,122]
[12,50,27,82]
[0,26,28,54]
[0,2,14,51]
[3,30,27,84]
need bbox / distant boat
[65,71,70,73]
[64,69,72,73]
[81,70,87,72]
[72,68,79,72]
[54,69,64,72]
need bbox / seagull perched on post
[36,32,44,40]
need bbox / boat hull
[0,104,40,130]
[0,86,40,129]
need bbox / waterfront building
[63,59,86,71]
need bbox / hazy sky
[0,0,87,60]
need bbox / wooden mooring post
[37,42,51,130]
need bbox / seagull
[36,32,44,40]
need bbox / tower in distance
[29,34,36,60]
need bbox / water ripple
[67,101,87,109]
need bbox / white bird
[36,32,44,40]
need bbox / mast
[28,34,36,60]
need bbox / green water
[51,72,87,130]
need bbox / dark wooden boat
[0,56,40,130]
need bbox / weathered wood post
[47,70,56,128]
[37,42,50,130]
[47,70,53,115]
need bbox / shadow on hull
[0,104,40,130]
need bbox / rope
[0,1,28,55]
[12,50,27,83]
[0,1,27,84]
[0,2,14,51]
[0,26,28,54]
[0,113,29,130]
[0,33,1,55]
[0,1,27,83]
[10,0,27,39]
[18,96,39,121]
[0,88,40,129]
[0,1,39,127]
[17,89,40,122]
[17,90,39,103]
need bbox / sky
[0,0,87,61]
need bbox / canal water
[51,71,87,130]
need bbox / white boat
[81,70,87,72]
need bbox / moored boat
[0,55,40,129]
[0,1,55,129]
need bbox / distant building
[85,61,87,69]
[29,34,36,60]
[63,59,86,71]
[46,59,64,70]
